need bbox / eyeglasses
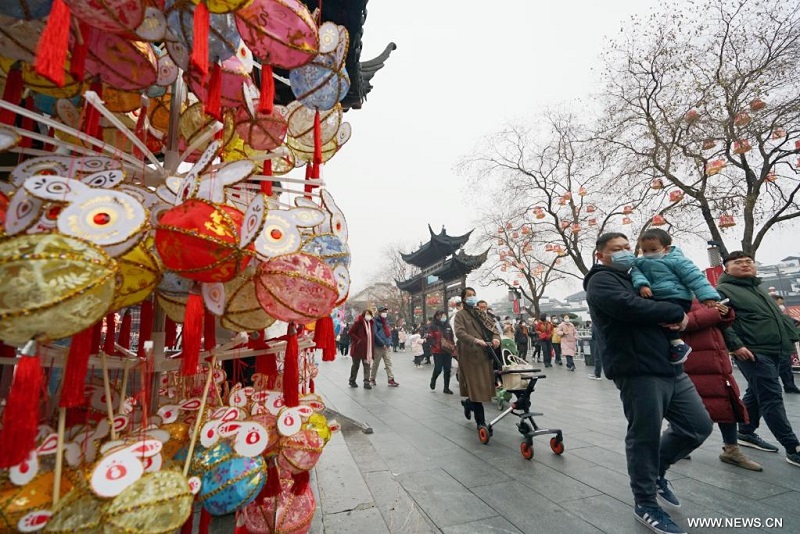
[728,259,755,266]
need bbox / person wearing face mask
[348,309,375,389]
[427,310,455,394]
[556,315,578,371]
[630,228,721,365]
[584,232,711,534]
[368,307,399,387]
[454,287,501,432]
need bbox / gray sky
[322,0,797,303]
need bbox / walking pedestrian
[338,323,350,356]
[369,307,399,387]
[514,320,529,360]
[556,315,578,371]
[391,326,400,352]
[347,311,373,389]
[535,314,554,367]
[428,310,455,394]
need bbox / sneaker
[348,380,358,388]
[784,387,800,394]
[443,388,454,395]
[429,379,435,391]
[787,450,800,467]
[556,360,563,365]
[461,399,472,420]
[719,445,762,471]
[388,379,399,387]
[370,378,377,386]
[415,365,422,369]
[567,365,575,372]
[737,432,779,452]
[634,504,687,534]
[668,343,692,365]
[363,382,372,390]
[655,477,680,510]
[588,374,601,380]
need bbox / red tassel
[18,98,35,153]
[91,321,103,355]
[0,68,23,126]
[33,0,71,87]
[309,377,315,393]
[291,471,310,495]
[117,311,132,354]
[304,164,313,198]
[258,65,275,114]
[103,313,116,355]
[314,316,336,361]
[233,524,248,534]
[83,80,103,142]
[198,507,212,534]
[60,328,93,408]
[313,110,322,165]
[0,342,43,468]
[203,309,216,351]
[137,300,154,358]
[205,63,222,122]
[260,159,273,196]
[191,1,210,77]
[262,457,282,498]
[181,286,204,376]
[180,507,194,534]
[69,22,89,81]
[282,324,299,407]
[165,316,178,349]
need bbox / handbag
[499,349,535,390]
[441,337,456,356]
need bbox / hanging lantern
[497,239,504,245]
[563,192,572,201]
[586,204,596,213]
[511,232,519,239]
[706,158,726,176]
[545,243,554,252]
[770,128,786,140]
[552,244,564,254]
[623,205,633,215]
[521,225,531,235]
[734,112,751,127]
[749,98,766,112]
[513,280,520,286]
[622,217,632,225]
[505,222,513,230]
[500,265,507,272]
[650,178,664,190]
[719,214,736,228]
[588,218,597,226]
[560,220,570,230]
[733,139,751,155]
[684,109,700,123]
[702,139,716,150]
[651,214,667,226]
[578,186,587,197]
[497,226,504,234]
[669,190,684,202]
[558,197,567,206]
[571,223,581,234]
[523,244,533,253]
[765,171,777,183]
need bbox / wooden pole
[183,355,216,477]
[53,407,66,505]
[99,352,117,441]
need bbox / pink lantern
[669,190,684,202]
[733,140,751,155]
[521,226,531,235]
[65,0,145,35]
[571,223,581,234]
[235,105,289,151]
[560,220,570,230]
[652,215,667,226]
[706,158,726,176]
[685,109,699,123]
[750,98,766,112]
[622,217,632,225]
[734,112,751,127]
[702,139,716,150]
[85,29,157,91]
[588,218,597,226]
[770,128,786,140]
[278,430,324,474]
[586,205,596,213]
[623,205,633,215]
[255,253,339,323]
[719,214,736,228]
[578,186,587,196]
[511,231,519,239]
[650,178,664,190]
[241,477,315,534]
[187,57,255,109]
[235,0,319,70]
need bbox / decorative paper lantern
[588,218,597,226]
[186,56,255,110]
[511,231,519,239]
[650,178,664,190]
[559,220,569,229]
[103,87,146,113]
[164,1,241,69]
[770,128,786,140]
[289,23,350,111]
[702,138,716,150]
[706,158,726,176]
[277,430,324,475]
[669,190,684,202]
[622,217,632,225]
[197,442,266,516]
[235,104,289,151]
[586,205,596,213]
[254,253,338,323]
[558,197,567,206]
[0,471,74,532]
[110,240,163,311]
[19,61,83,98]
[534,207,545,219]
[765,171,777,183]
[496,239,503,245]
[220,265,277,331]
[0,234,117,344]
[652,214,667,226]
[0,1,52,20]
[734,112,751,127]
[103,470,193,533]
[719,214,736,228]
[733,139,751,155]
[684,109,699,123]
[623,205,633,215]
[750,98,766,111]
[286,102,341,147]
[500,265,507,272]
[578,186,587,196]
[521,226,531,235]
[43,485,105,533]
[497,226,504,234]
[85,30,157,91]
[544,243,554,252]
[155,199,252,283]
[235,0,318,70]
[65,0,146,34]
[300,234,350,269]
[571,223,581,234]
[241,478,315,534]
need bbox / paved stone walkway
[310,351,800,533]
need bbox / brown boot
[720,445,763,471]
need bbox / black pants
[591,339,602,378]
[553,342,562,363]
[532,342,542,360]
[392,342,399,352]
[422,344,431,363]
[736,352,800,452]
[431,353,452,389]
[778,354,798,391]
[661,298,692,342]
[349,358,371,383]
[541,340,553,365]
[339,343,349,356]
[516,343,528,360]
[614,372,713,507]
[466,400,486,426]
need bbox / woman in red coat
[348,309,374,389]
[683,300,761,471]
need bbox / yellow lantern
[110,240,163,311]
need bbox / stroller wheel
[477,425,491,445]
[550,436,565,455]
[520,440,534,460]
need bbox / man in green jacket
[716,251,800,467]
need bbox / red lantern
[733,140,751,155]
[771,128,786,140]
[622,217,632,225]
[571,223,581,234]
[578,186,587,196]
[650,178,664,190]
[719,214,736,228]
[511,232,519,239]
[702,139,716,150]
[734,112,751,127]
[560,220,570,229]
[706,158,726,176]
[521,225,531,235]
[563,192,573,201]
[513,280,519,286]
[651,215,667,226]
[155,199,252,283]
[533,207,545,219]
[623,205,633,215]
[545,243,554,252]
[586,205,596,213]
[669,190,684,202]
[254,253,338,323]
[685,109,699,123]
[588,218,597,226]
[750,98,766,112]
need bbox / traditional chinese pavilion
[397,225,488,324]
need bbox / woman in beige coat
[454,287,500,428]
[556,315,579,371]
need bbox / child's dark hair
[640,228,672,247]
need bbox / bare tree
[364,242,418,323]
[597,0,800,257]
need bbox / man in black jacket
[584,233,712,534]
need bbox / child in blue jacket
[631,228,720,364]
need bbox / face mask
[465,296,478,307]
[440,317,447,323]
[609,250,635,271]
[564,317,571,323]
[380,312,387,318]
[642,252,666,260]
[364,314,372,321]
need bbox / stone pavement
[309,351,800,534]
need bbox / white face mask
[364,314,372,321]
[380,312,387,318]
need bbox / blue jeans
[736,353,800,452]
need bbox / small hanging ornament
[770,128,786,140]
[651,214,667,226]
[650,178,664,190]
[706,158,726,176]
[733,139,751,155]
[669,189,684,203]
[623,205,633,215]
[622,216,632,225]
[734,112,751,127]
[571,223,581,234]
[765,171,777,183]
[578,186,587,197]
[749,98,766,112]
[559,220,570,230]
[586,204,596,213]
[588,218,597,226]
[684,109,699,123]
[0,340,42,468]
[521,225,531,235]
[719,213,736,228]
[702,138,716,150]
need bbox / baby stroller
[477,349,565,460]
